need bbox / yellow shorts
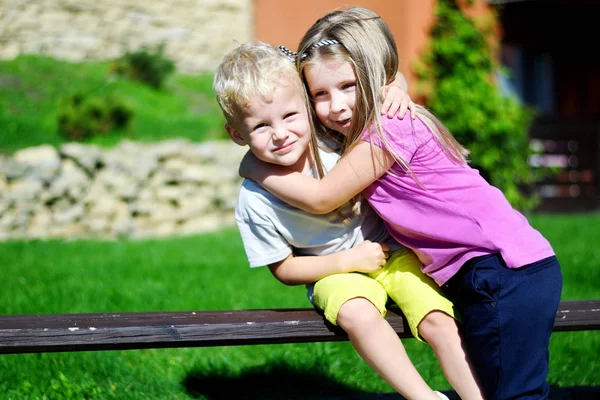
[313,248,457,341]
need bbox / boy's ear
[225,123,248,146]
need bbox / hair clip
[279,40,341,63]
[299,39,340,60]
[278,45,298,63]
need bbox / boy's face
[226,82,312,173]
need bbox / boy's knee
[337,297,382,332]
[418,310,458,343]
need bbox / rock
[0,140,245,241]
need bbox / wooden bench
[1,299,598,354]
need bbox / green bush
[414,0,538,211]
[110,44,175,89]
[57,92,134,140]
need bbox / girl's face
[304,59,356,136]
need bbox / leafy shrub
[57,92,134,140]
[414,0,538,211]
[110,44,175,89]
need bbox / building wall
[253,0,436,89]
[0,0,252,73]
[0,0,496,78]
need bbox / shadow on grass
[182,360,370,400]
[548,386,600,400]
[183,362,600,400]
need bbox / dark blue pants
[442,254,563,400]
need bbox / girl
[241,7,563,400]
[216,41,482,400]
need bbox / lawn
[1,214,599,399]
[0,55,227,153]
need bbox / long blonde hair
[297,7,469,171]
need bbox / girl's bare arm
[241,141,396,214]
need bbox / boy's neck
[297,147,314,175]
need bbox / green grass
[0,55,226,153]
[528,213,600,388]
[1,215,599,399]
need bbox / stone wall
[0,140,247,241]
[0,0,252,73]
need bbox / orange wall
[253,0,436,91]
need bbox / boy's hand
[381,85,416,120]
[343,241,390,273]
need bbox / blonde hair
[297,7,469,172]
[213,41,304,124]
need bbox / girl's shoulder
[359,115,430,161]
[377,114,433,143]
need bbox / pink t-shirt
[362,116,555,285]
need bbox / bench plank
[0,300,598,354]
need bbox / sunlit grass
[0,214,598,399]
[0,55,226,153]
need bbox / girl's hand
[381,84,416,120]
[343,241,390,273]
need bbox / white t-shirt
[235,145,403,268]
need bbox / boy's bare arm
[392,71,408,92]
[268,241,390,286]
